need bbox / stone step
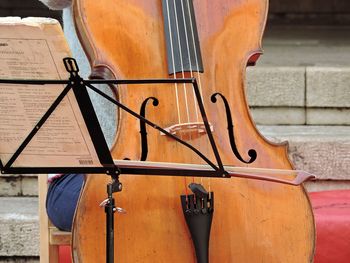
[0,175,37,197]
[0,197,39,260]
[258,125,350,191]
[246,25,350,125]
[247,66,350,125]
[261,26,350,67]
[0,258,38,263]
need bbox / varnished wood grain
[72,0,315,262]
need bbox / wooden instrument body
[72,0,315,262]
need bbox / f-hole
[211,93,257,164]
[139,97,159,161]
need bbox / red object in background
[310,190,350,263]
[58,190,350,263]
[59,246,71,263]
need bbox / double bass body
[72,0,315,262]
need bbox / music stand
[0,57,228,263]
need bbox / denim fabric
[46,174,84,231]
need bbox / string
[172,0,192,126]
[178,0,201,187]
[186,0,205,111]
[166,0,211,194]
[165,0,182,125]
[167,0,191,195]
[185,0,210,190]
[180,0,199,124]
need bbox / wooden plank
[49,227,72,245]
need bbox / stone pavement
[0,25,349,261]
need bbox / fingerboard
[162,0,204,75]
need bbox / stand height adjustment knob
[63,57,79,75]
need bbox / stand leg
[106,183,115,263]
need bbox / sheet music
[0,17,101,167]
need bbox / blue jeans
[46,174,84,231]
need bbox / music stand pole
[103,176,123,263]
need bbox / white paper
[0,18,101,168]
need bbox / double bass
[71,0,315,262]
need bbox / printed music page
[0,17,101,168]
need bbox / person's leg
[46,174,84,231]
